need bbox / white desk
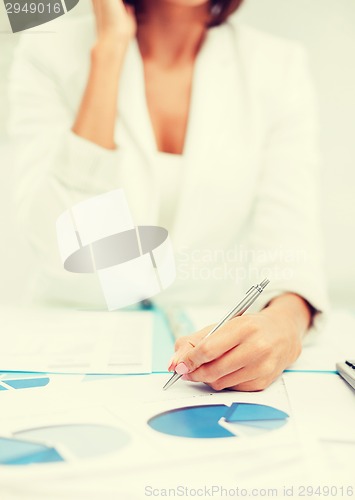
[0,308,354,500]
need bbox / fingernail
[167,355,176,372]
[175,362,189,375]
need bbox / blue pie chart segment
[4,378,50,390]
[235,419,287,430]
[148,403,289,439]
[0,424,131,466]
[0,373,51,391]
[0,437,64,466]
[224,403,288,422]
[148,405,234,438]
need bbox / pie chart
[0,424,131,466]
[148,403,289,439]
[0,374,50,391]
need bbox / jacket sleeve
[8,36,124,307]
[246,45,328,335]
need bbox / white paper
[0,373,342,498]
[74,373,298,464]
[288,310,355,372]
[0,374,299,478]
[283,371,355,483]
[0,307,152,374]
[283,371,355,443]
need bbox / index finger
[168,326,212,371]
[180,317,251,373]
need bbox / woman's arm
[73,0,136,149]
[168,45,328,391]
[9,2,136,306]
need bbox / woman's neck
[136,1,209,67]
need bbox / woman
[9,0,327,391]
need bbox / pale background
[0,0,354,307]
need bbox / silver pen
[163,278,270,391]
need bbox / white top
[9,14,327,329]
[154,152,184,231]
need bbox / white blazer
[9,14,327,321]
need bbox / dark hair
[127,1,244,27]
[209,0,244,27]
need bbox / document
[0,373,298,466]
[283,372,355,482]
[283,371,355,443]
[0,307,153,374]
[288,311,355,372]
[0,374,314,497]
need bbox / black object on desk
[336,360,355,391]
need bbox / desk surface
[0,307,354,500]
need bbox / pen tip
[162,372,181,391]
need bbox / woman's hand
[169,294,312,391]
[92,0,136,44]
[73,1,136,149]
